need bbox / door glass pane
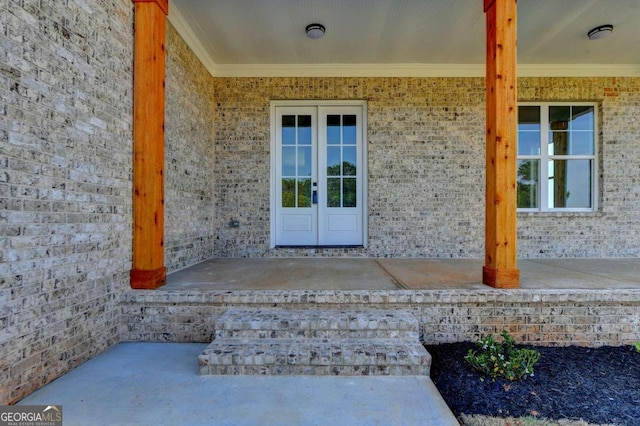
[343,146,356,176]
[548,160,592,209]
[343,115,357,145]
[297,146,311,176]
[297,115,312,145]
[282,115,295,145]
[282,178,295,207]
[327,115,341,145]
[571,106,594,131]
[282,147,296,176]
[327,178,341,207]
[327,146,341,176]
[570,132,594,155]
[517,159,539,209]
[297,178,311,207]
[343,178,356,207]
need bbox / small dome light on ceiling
[305,23,325,39]
[587,24,613,40]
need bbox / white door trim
[270,100,368,248]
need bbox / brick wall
[213,77,640,259]
[0,0,133,404]
[213,77,486,258]
[518,78,640,258]
[164,24,216,272]
[120,289,640,347]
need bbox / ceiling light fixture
[305,23,325,39]
[587,24,613,40]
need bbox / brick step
[199,338,431,376]
[214,308,419,339]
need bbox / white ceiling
[169,0,640,77]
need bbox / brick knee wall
[120,290,640,347]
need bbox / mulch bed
[425,343,640,426]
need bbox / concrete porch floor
[165,258,640,291]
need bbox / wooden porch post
[483,0,520,288]
[130,0,168,289]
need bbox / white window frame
[517,102,598,213]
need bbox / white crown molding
[517,64,640,77]
[212,63,486,77]
[214,63,640,78]
[167,4,218,77]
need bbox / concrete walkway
[19,343,459,426]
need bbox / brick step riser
[199,338,431,376]
[200,365,430,376]
[201,341,429,365]
[200,309,431,377]
[214,310,419,333]
[214,329,419,339]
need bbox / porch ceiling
[169,0,640,77]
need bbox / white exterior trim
[270,100,368,248]
[167,4,218,75]
[213,63,640,78]
[517,102,599,213]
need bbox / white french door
[271,102,366,247]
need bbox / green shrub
[635,342,640,353]
[465,330,541,381]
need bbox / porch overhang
[129,0,522,289]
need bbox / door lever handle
[312,182,317,204]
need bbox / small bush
[465,330,541,381]
[635,342,640,353]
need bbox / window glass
[517,103,596,211]
[282,147,296,176]
[343,178,356,207]
[297,178,311,207]
[549,106,571,129]
[518,106,540,130]
[517,159,539,209]
[518,106,541,155]
[327,178,341,207]
[570,132,594,155]
[343,146,357,176]
[327,115,341,145]
[297,115,312,145]
[282,115,295,145]
[327,146,341,176]
[571,106,594,131]
[548,160,592,209]
[297,146,311,176]
[282,178,295,207]
[343,115,357,145]
[518,132,541,155]
[548,130,569,155]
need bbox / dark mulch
[425,343,640,426]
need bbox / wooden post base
[482,266,520,289]
[130,267,167,289]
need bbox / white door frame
[270,100,368,248]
